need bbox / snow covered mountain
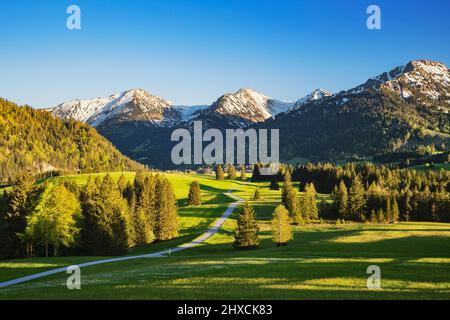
[264,59,450,162]
[50,89,183,127]
[346,60,450,103]
[50,88,290,128]
[199,88,294,125]
[290,88,333,111]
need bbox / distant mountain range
[49,87,296,128]
[48,59,450,167]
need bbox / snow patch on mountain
[203,88,294,123]
[174,105,209,122]
[51,89,174,127]
[346,60,450,102]
[290,89,333,111]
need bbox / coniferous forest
[252,163,450,223]
[0,172,179,259]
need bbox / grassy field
[1,173,450,299]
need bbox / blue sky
[1,0,449,108]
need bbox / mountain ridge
[47,59,450,167]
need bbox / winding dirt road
[0,186,245,288]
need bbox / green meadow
[1,173,450,299]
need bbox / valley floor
[1,173,450,299]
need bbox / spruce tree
[4,172,36,257]
[81,174,132,256]
[333,181,349,219]
[285,188,301,224]
[370,209,377,223]
[132,180,155,246]
[240,166,247,181]
[386,196,392,223]
[154,176,179,241]
[284,169,292,185]
[302,183,319,220]
[391,197,400,223]
[234,202,259,249]
[188,181,202,206]
[227,164,237,180]
[348,176,366,221]
[271,205,293,246]
[100,174,133,255]
[377,208,385,223]
[216,165,225,181]
[282,170,293,205]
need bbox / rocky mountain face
[198,88,294,127]
[48,59,450,167]
[50,89,180,127]
[50,88,294,129]
[290,88,333,111]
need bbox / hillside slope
[0,98,144,183]
[260,60,450,161]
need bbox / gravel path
[0,186,245,288]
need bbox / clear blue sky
[1,0,449,108]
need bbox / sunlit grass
[1,173,450,299]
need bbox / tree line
[252,162,450,223]
[0,172,179,259]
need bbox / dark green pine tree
[227,164,237,180]
[132,177,155,246]
[216,164,225,181]
[81,175,132,256]
[391,197,400,223]
[282,170,293,206]
[100,174,133,255]
[3,172,36,258]
[154,176,179,241]
[348,176,366,221]
[234,202,259,249]
[187,181,202,206]
[333,181,349,219]
[385,196,392,223]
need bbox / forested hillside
[260,87,449,161]
[0,98,144,184]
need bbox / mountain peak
[290,88,333,111]
[347,59,450,101]
[203,88,293,124]
[51,88,174,127]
